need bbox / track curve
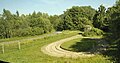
[41,35,95,58]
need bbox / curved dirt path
[41,35,95,58]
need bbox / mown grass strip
[0,31,112,63]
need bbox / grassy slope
[0,31,111,63]
[61,38,98,52]
[61,38,82,51]
[0,32,56,43]
[61,37,112,63]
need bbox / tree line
[0,6,100,38]
[0,10,53,38]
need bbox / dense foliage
[58,6,95,31]
[93,5,107,30]
[106,0,120,62]
[0,10,53,38]
[0,6,98,38]
[83,28,104,37]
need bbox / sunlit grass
[0,31,112,63]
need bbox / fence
[0,33,57,54]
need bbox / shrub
[31,27,44,35]
[83,28,104,36]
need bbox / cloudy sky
[0,0,116,15]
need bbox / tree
[26,12,53,34]
[58,6,95,31]
[93,5,107,30]
[49,15,61,30]
[16,11,19,17]
[76,17,92,30]
[0,9,14,38]
[63,15,75,30]
[106,0,120,62]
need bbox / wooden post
[2,44,4,54]
[18,42,21,50]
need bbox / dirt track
[41,35,95,58]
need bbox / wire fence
[0,33,58,54]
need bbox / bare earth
[41,35,95,58]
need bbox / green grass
[61,38,98,52]
[61,38,81,51]
[0,30,80,43]
[0,31,78,53]
[0,32,55,43]
[0,31,112,63]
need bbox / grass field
[61,38,99,52]
[0,32,56,43]
[60,37,112,63]
[0,31,112,63]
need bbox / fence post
[18,41,21,50]
[2,44,4,54]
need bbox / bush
[14,27,32,37]
[83,28,104,36]
[31,27,44,35]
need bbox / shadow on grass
[102,42,119,63]
[65,36,119,62]
[102,34,120,63]
[69,38,101,53]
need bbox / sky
[0,0,116,15]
